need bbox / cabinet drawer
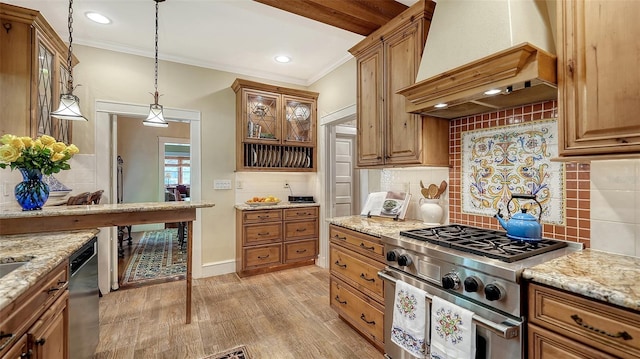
[284,219,318,241]
[243,244,282,268]
[329,225,384,260]
[529,283,640,359]
[0,260,68,356]
[330,277,384,346]
[284,207,318,220]
[529,323,617,359]
[242,209,282,224]
[284,239,317,262]
[244,223,282,245]
[330,245,384,302]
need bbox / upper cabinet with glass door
[0,3,77,143]
[232,79,318,172]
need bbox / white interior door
[334,133,356,216]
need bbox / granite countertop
[327,215,433,238]
[523,249,640,312]
[0,201,215,218]
[0,229,99,310]
[235,202,319,211]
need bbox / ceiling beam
[253,0,409,36]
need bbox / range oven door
[379,268,523,359]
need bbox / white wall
[590,159,640,257]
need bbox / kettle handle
[506,193,543,221]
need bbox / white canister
[419,198,443,225]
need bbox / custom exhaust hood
[398,0,558,119]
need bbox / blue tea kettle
[494,193,543,242]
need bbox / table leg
[186,220,192,324]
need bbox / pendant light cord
[152,0,162,104]
[65,0,75,94]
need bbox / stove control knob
[442,273,460,290]
[463,277,482,292]
[386,251,398,262]
[484,283,504,301]
[397,254,413,267]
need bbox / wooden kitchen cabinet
[349,0,448,168]
[232,79,319,172]
[528,282,640,359]
[557,0,640,158]
[329,224,386,351]
[236,206,319,277]
[0,260,68,358]
[0,3,77,143]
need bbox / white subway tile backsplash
[234,172,316,204]
[590,159,638,191]
[591,220,636,256]
[590,189,636,222]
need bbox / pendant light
[51,0,88,121]
[143,0,168,128]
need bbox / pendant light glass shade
[51,94,87,121]
[144,0,168,128]
[143,103,168,128]
[52,0,87,121]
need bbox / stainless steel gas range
[378,224,583,359]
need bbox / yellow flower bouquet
[0,134,79,210]
[0,134,79,175]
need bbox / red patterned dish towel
[391,280,429,358]
[430,296,476,359]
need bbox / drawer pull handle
[570,314,633,340]
[296,212,310,216]
[0,332,14,351]
[359,243,375,251]
[334,260,347,268]
[35,338,46,346]
[333,234,347,240]
[360,314,375,325]
[257,216,270,220]
[360,273,375,282]
[296,228,307,232]
[257,232,270,236]
[334,295,347,305]
[296,249,307,253]
[257,254,270,260]
[47,287,60,294]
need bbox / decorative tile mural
[461,119,564,225]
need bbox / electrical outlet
[236,180,243,189]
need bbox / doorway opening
[94,100,201,293]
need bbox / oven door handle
[378,270,520,340]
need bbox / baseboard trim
[197,259,236,278]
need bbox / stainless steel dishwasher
[69,237,99,359]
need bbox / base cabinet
[0,261,69,359]
[528,283,640,359]
[329,224,385,351]
[236,206,319,277]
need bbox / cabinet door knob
[35,338,46,346]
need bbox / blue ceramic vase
[15,168,50,211]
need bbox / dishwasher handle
[70,237,97,275]
[378,269,520,340]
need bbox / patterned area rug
[121,229,186,287]
[201,346,250,359]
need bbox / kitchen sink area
[0,261,28,279]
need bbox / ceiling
[3,0,418,86]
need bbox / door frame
[95,100,201,293]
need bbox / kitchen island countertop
[523,249,640,312]
[327,215,433,238]
[0,229,99,311]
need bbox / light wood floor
[95,265,384,359]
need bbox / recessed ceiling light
[434,103,448,108]
[484,89,501,95]
[274,55,291,63]
[86,12,111,24]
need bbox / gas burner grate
[400,224,567,263]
